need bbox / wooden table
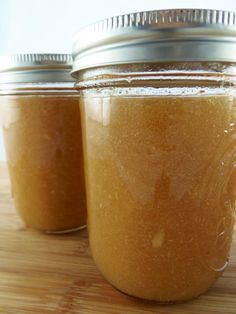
[0,162,235,314]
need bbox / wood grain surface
[0,162,235,314]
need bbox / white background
[0,0,235,160]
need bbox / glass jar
[0,54,86,233]
[72,9,236,302]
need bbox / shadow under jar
[72,9,236,303]
[0,54,86,233]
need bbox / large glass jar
[0,54,86,233]
[72,9,236,302]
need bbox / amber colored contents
[81,94,236,302]
[2,95,86,232]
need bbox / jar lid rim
[0,54,74,84]
[0,54,72,72]
[72,8,236,74]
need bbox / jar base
[45,224,87,235]
[110,282,211,304]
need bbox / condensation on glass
[0,54,86,233]
[72,9,236,302]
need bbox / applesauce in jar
[81,92,236,302]
[72,9,236,302]
[0,54,86,232]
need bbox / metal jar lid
[0,54,73,84]
[72,8,236,75]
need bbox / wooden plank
[0,162,235,314]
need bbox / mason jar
[0,54,86,233]
[72,9,236,302]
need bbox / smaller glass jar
[72,9,236,303]
[0,54,86,233]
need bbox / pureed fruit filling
[2,95,86,232]
[81,89,236,301]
